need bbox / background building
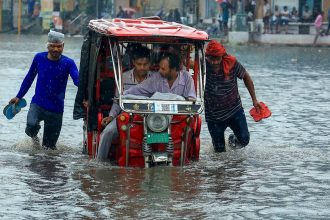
[1,0,329,33]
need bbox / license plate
[147,132,169,144]
[154,103,178,113]
[151,152,168,162]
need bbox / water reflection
[73,166,209,219]
[201,156,246,196]
[25,155,69,195]
[70,156,250,219]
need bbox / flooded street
[1,34,329,219]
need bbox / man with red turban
[204,40,262,152]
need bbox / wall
[148,0,181,15]
[273,0,299,9]
[41,0,53,30]
[200,0,219,19]
[324,0,330,21]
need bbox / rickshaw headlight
[146,114,169,132]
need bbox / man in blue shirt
[8,30,79,149]
[220,0,232,36]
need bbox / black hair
[160,52,181,71]
[132,46,151,61]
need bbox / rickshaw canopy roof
[88,18,209,41]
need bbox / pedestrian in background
[207,17,220,36]
[116,5,128,18]
[301,5,312,22]
[174,8,182,23]
[270,5,280,34]
[245,0,255,20]
[263,0,271,34]
[220,0,232,36]
[8,31,79,150]
[280,6,290,34]
[204,40,262,153]
[313,11,325,45]
[166,9,175,22]
[290,6,299,22]
[195,18,207,31]
[154,7,164,19]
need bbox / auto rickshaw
[73,17,208,168]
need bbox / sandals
[3,98,27,120]
[249,102,271,122]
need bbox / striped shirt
[204,61,246,122]
[109,68,152,118]
[123,70,196,99]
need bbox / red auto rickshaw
[73,17,208,167]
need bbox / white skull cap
[48,30,64,43]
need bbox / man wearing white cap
[8,30,79,150]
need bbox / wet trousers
[97,119,118,160]
[25,104,63,149]
[207,108,250,152]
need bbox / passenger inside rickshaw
[123,52,196,101]
[122,43,146,71]
[97,45,154,160]
[97,45,196,160]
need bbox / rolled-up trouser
[97,119,118,160]
[207,108,250,152]
[25,103,63,149]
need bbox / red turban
[205,40,236,76]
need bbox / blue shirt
[221,2,231,22]
[16,52,79,113]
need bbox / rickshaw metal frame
[74,17,209,167]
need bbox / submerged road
[0,34,329,219]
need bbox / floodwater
[0,34,329,219]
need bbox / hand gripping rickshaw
[73,17,209,168]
